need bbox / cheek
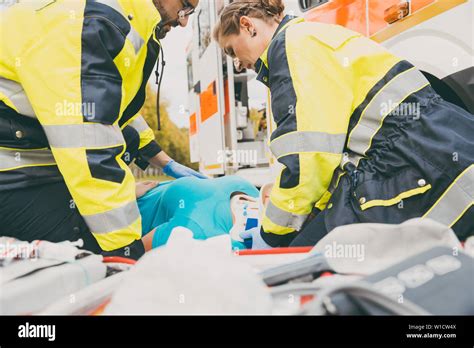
[242,39,262,63]
[249,41,262,61]
[234,38,253,60]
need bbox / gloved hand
[239,226,272,250]
[163,160,208,179]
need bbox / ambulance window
[299,0,329,12]
[186,53,194,91]
[198,3,211,57]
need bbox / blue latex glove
[239,226,272,250]
[163,160,208,179]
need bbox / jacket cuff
[135,140,162,170]
[260,226,299,248]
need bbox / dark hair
[230,191,248,199]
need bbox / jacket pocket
[354,167,432,211]
[0,114,48,149]
[0,115,14,143]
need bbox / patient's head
[260,182,273,207]
[230,192,259,222]
[229,191,260,244]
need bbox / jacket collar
[255,15,304,87]
[273,14,300,39]
[118,0,162,41]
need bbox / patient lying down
[135,176,263,251]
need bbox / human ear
[239,16,255,36]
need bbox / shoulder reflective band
[270,131,346,159]
[328,167,345,193]
[423,165,474,227]
[347,68,429,156]
[83,200,140,235]
[0,77,36,118]
[43,124,124,148]
[340,152,364,170]
[128,29,145,54]
[265,200,308,231]
[128,115,150,133]
[94,0,144,54]
[0,148,56,171]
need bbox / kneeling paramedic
[213,0,474,249]
[0,0,202,259]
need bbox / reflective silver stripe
[265,200,308,231]
[328,167,344,193]
[339,151,364,170]
[43,124,124,148]
[347,68,429,155]
[270,131,346,159]
[128,115,150,133]
[84,200,141,234]
[0,148,56,170]
[349,153,363,166]
[95,0,144,54]
[424,165,474,227]
[127,30,144,54]
[0,77,36,118]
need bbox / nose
[234,58,245,73]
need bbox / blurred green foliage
[141,85,198,170]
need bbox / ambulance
[186,0,473,186]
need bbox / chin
[157,31,168,40]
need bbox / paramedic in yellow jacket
[0,0,202,259]
[214,0,474,249]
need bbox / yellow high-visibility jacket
[255,16,409,245]
[0,0,163,251]
[257,16,474,246]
